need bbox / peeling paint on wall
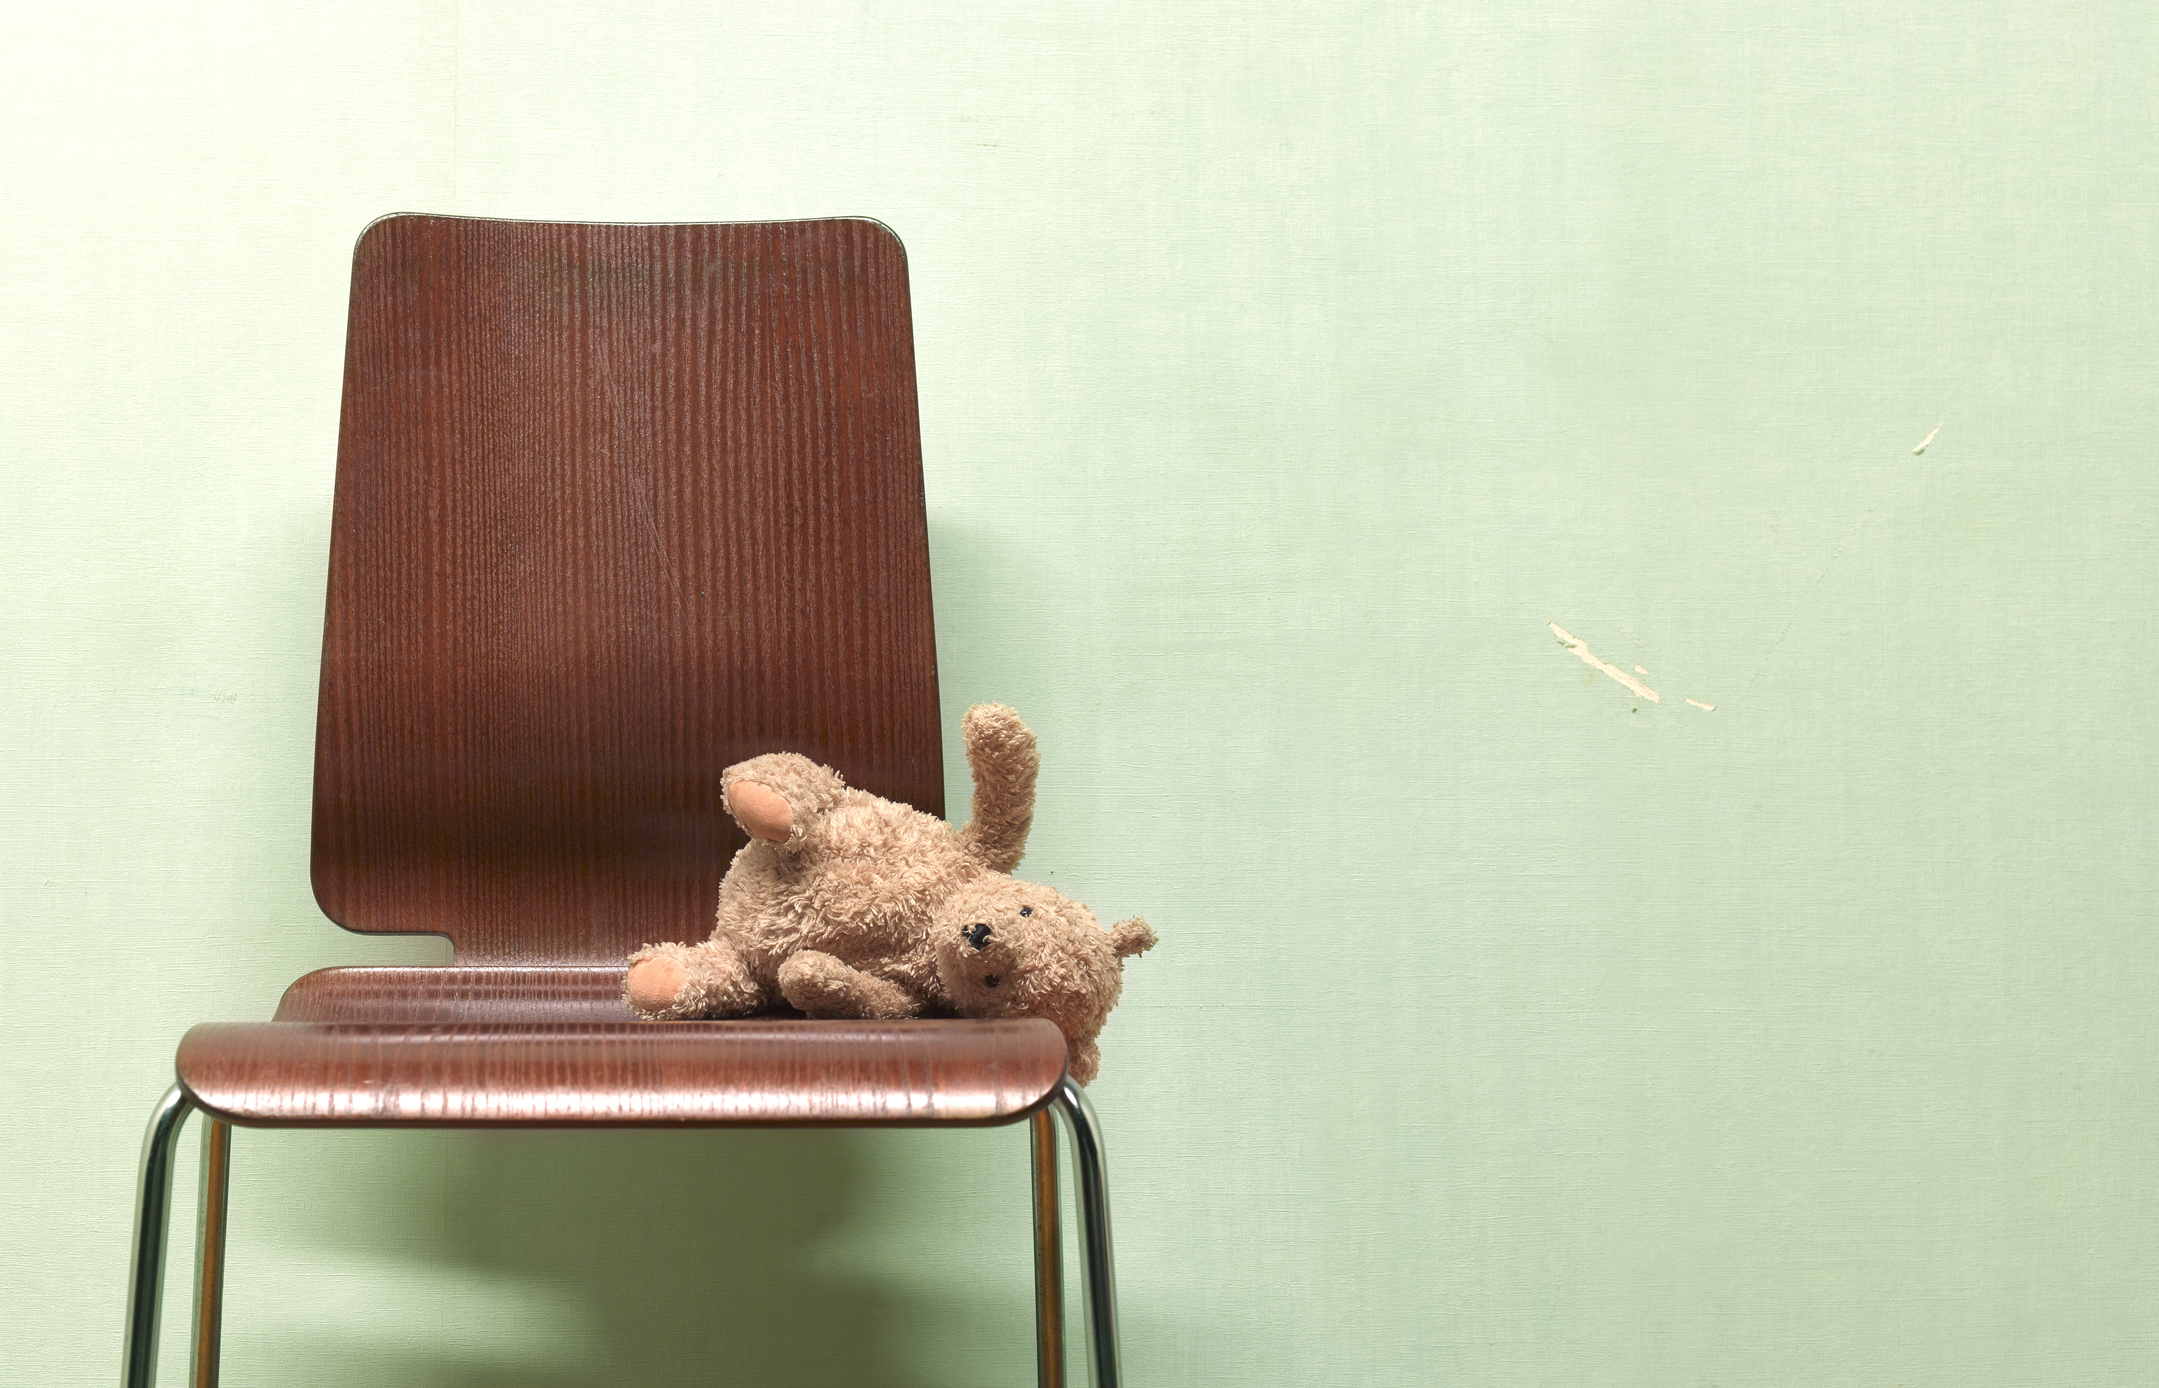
[1549,622,1660,702]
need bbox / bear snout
[962,922,992,950]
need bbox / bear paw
[720,752,848,848]
[625,954,688,1013]
[724,780,793,843]
[624,940,759,1020]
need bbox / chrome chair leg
[125,1085,195,1388]
[190,1118,231,1388]
[1049,1078,1121,1388]
[128,1088,1100,1388]
[1030,1110,1065,1388]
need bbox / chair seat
[272,966,649,1024]
[177,970,1070,1128]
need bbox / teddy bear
[623,704,1154,1084]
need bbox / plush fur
[624,704,1154,1084]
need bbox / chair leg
[128,1090,1101,1388]
[189,1118,232,1388]
[1049,1078,1122,1388]
[124,1085,195,1388]
[1030,1110,1065,1388]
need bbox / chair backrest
[311,215,944,964]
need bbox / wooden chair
[120,215,1126,1388]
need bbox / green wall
[7,3,2156,1383]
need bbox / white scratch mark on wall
[1549,623,1660,702]
[1634,664,1649,675]
[1686,697,1715,711]
[1912,423,1941,454]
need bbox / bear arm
[776,951,924,1020]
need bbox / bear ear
[1108,916,1156,959]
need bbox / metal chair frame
[122,1081,1122,1387]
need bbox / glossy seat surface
[171,966,1071,1128]
[177,1013,1070,1128]
[272,965,645,1024]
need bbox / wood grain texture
[273,966,642,1023]
[313,215,943,964]
[176,1017,1069,1127]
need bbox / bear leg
[722,752,850,847]
[1066,1036,1102,1087]
[956,703,1038,873]
[624,938,761,1020]
[776,951,921,1020]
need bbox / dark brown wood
[313,215,943,964]
[273,966,642,1023]
[176,1018,1069,1127]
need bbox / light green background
[6,3,2156,1384]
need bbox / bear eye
[984,975,1002,988]
[962,922,992,950]
[1019,906,1032,917]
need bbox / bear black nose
[963,922,992,950]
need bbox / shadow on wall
[228,1121,1050,1388]
[413,1128,995,1388]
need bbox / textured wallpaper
[5,3,2155,1384]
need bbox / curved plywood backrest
[312,216,943,963]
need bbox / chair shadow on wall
[423,1129,885,1387]
[359,1124,1038,1388]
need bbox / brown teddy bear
[624,704,1155,1084]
